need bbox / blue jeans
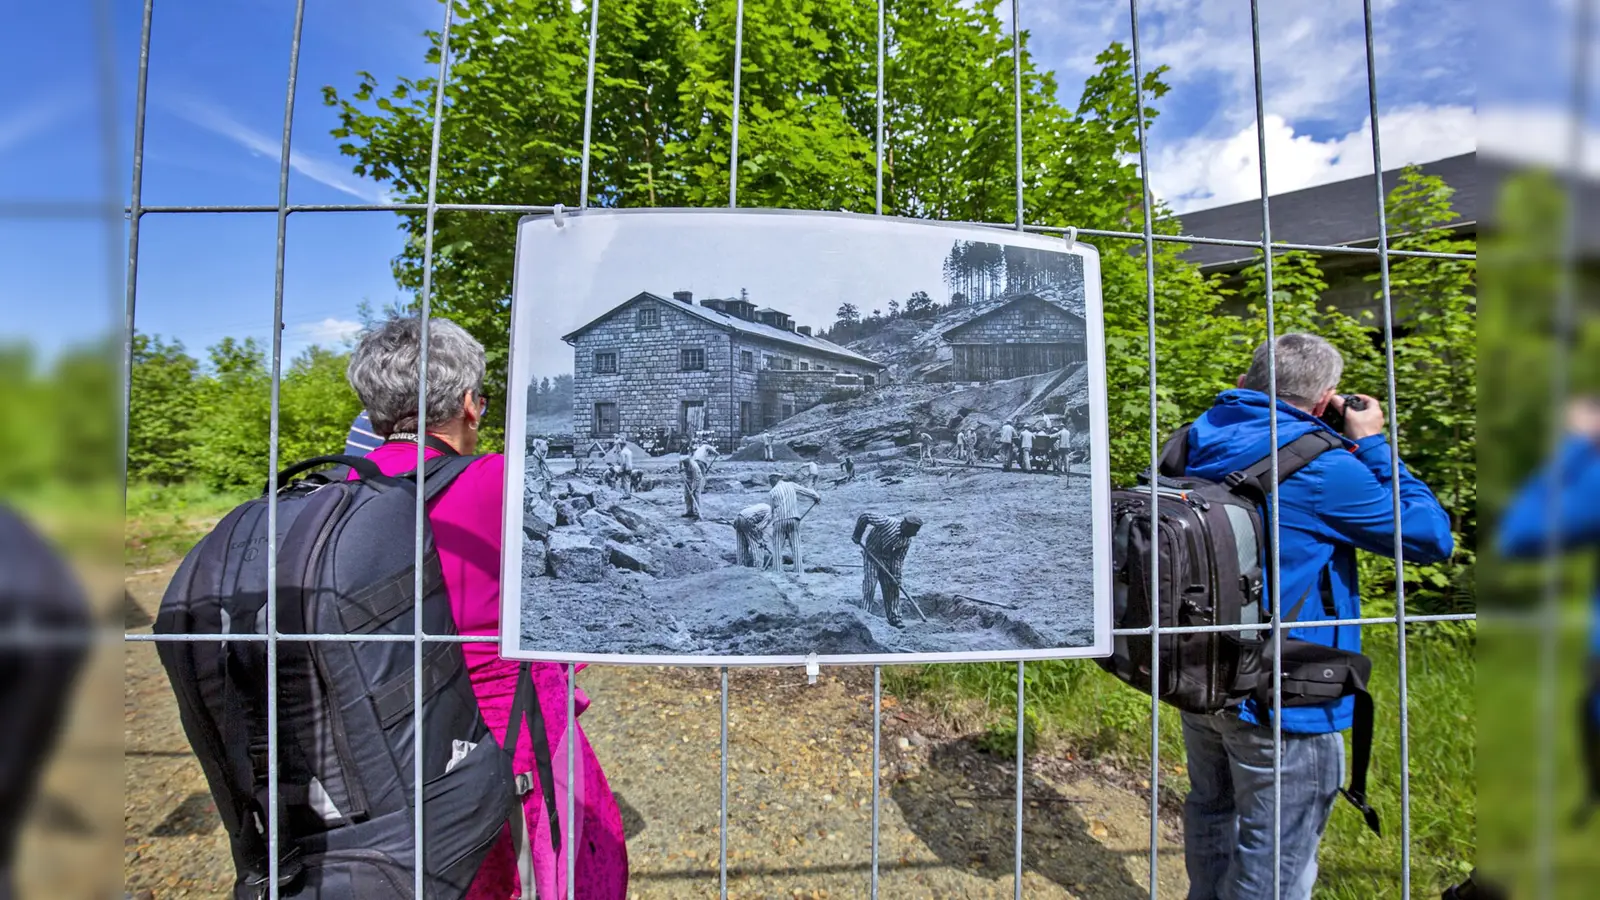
[1181,711,1344,900]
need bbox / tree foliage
[323,0,1172,435]
[127,335,362,491]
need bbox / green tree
[323,0,1180,451]
[128,333,199,483]
[191,338,272,491]
[279,346,365,464]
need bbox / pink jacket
[361,444,628,899]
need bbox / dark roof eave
[1192,219,1479,275]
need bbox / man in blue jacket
[1496,396,1600,822]
[1180,333,1454,900]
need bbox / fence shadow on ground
[890,737,1149,899]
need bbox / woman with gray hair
[346,316,628,899]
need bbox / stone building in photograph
[562,290,886,449]
[940,293,1087,382]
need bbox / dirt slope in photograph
[518,457,1096,659]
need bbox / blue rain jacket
[1497,436,1600,657]
[1183,389,1455,733]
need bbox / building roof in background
[1173,152,1478,270]
[1477,155,1600,259]
[940,293,1086,342]
[562,291,887,369]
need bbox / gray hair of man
[347,316,486,436]
[1239,333,1344,410]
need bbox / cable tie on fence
[805,653,820,685]
[1065,226,1077,249]
[552,203,565,228]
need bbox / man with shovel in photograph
[768,474,821,574]
[852,513,924,628]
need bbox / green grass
[887,627,1476,898]
[125,480,253,569]
[1477,612,1599,899]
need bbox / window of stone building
[740,350,754,372]
[680,400,706,436]
[740,401,753,435]
[1024,309,1041,327]
[680,347,706,371]
[593,402,618,437]
[800,361,809,371]
[594,351,618,374]
[637,306,660,328]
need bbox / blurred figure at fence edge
[344,408,383,456]
[347,316,628,899]
[1175,333,1453,900]
[1497,395,1600,824]
[0,506,93,900]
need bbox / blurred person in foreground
[346,317,628,898]
[0,506,92,900]
[1497,395,1600,824]
[1175,334,1453,900]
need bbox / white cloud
[165,95,384,202]
[1480,104,1600,176]
[1150,103,1476,213]
[290,317,365,347]
[0,88,87,155]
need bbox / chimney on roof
[673,290,693,303]
[796,325,812,337]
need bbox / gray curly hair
[1240,333,1344,409]
[346,316,486,436]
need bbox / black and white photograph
[499,210,1110,664]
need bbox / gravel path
[123,565,1187,899]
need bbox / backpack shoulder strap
[1338,662,1382,836]
[1225,429,1344,505]
[1156,424,1193,477]
[394,454,482,505]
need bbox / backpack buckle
[1223,471,1248,489]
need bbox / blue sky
[4,0,1482,366]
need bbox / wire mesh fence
[118,0,1477,898]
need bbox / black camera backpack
[1099,424,1382,835]
[155,451,562,899]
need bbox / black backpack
[1099,424,1382,835]
[155,451,563,899]
[0,505,93,891]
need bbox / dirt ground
[519,455,1096,660]
[121,560,1187,899]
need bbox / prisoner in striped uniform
[680,456,705,519]
[733,503,774,569]
[767,474,821,573]
[852,513,924,628]
[796,460,820,488]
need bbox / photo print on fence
[499,209,1111,665]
